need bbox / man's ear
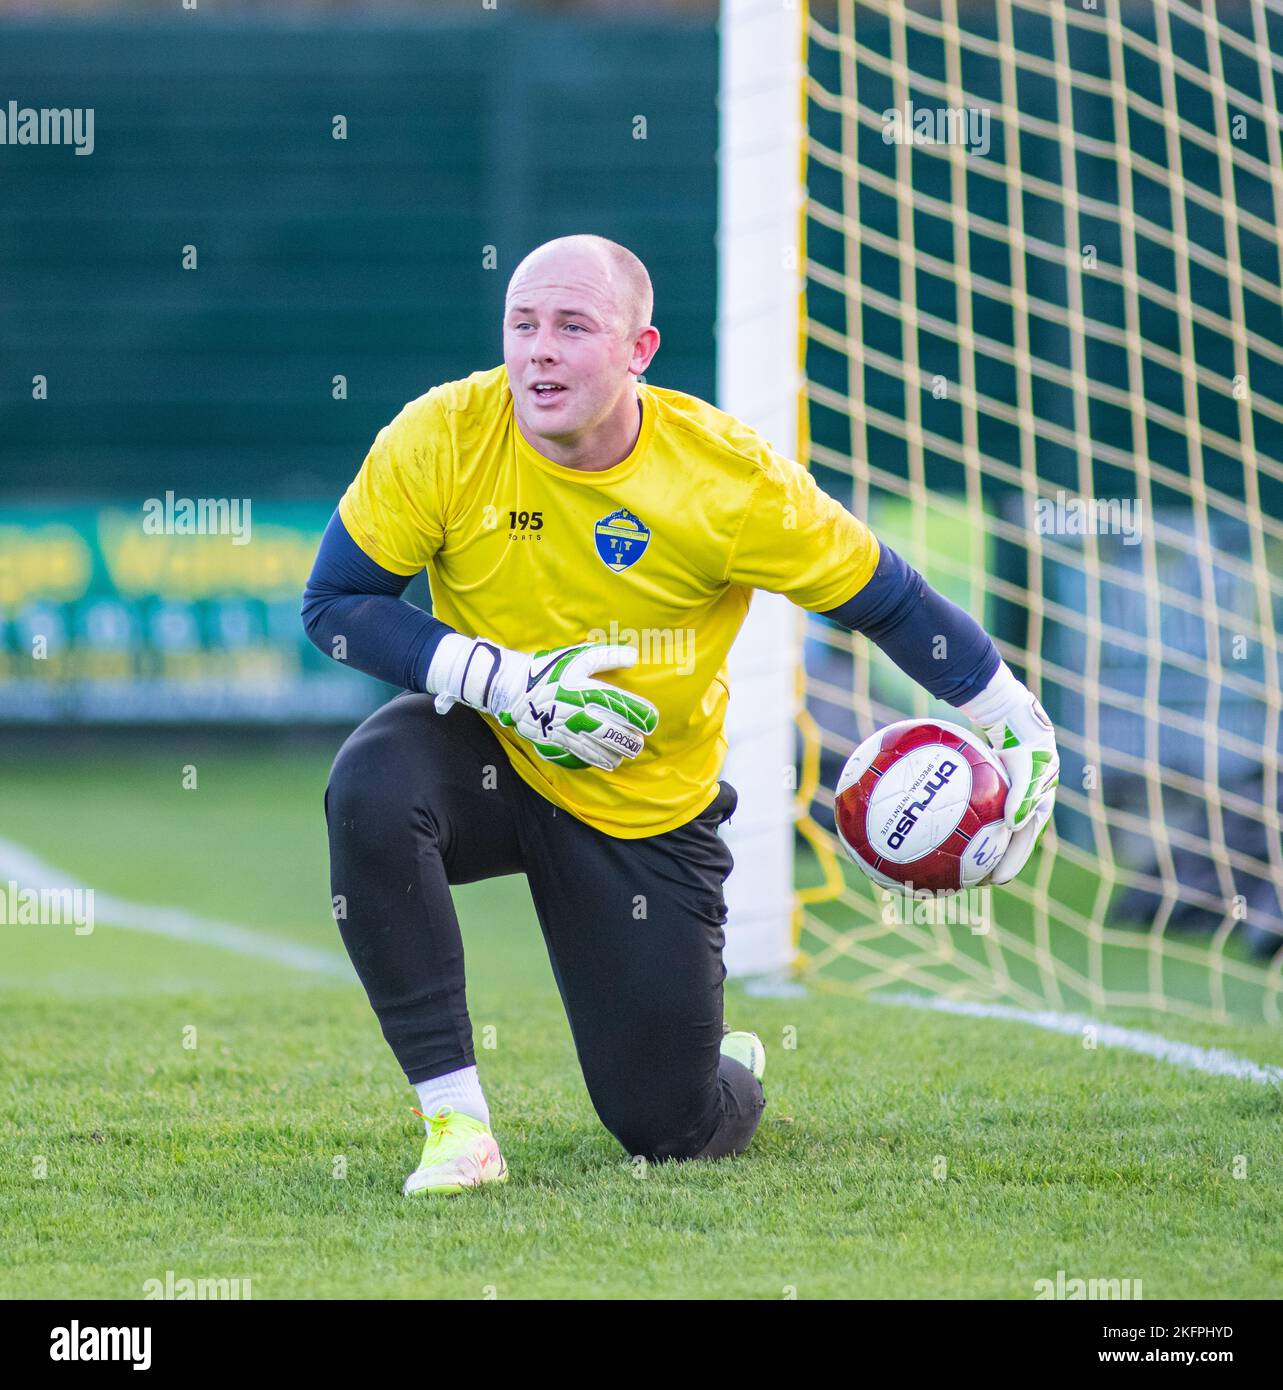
[631,325,661,375]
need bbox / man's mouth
[530,382,568,400]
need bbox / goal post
[717,0,807,978]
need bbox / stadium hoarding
[0,501,388,724]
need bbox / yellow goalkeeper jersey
[339,365,879,838]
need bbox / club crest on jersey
[593,508,650,573]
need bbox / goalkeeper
[302,235,1059,1196]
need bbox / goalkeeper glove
[959,661,1060,886]
[427,635,659,772]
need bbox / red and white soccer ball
[834,719,1012,894]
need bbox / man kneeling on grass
[302,234,1058,1195]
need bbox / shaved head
[507,235,654,338]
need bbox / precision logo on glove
[600,726,643,756]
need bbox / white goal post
[717,0,806,977]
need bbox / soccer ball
[834,719,1012,893]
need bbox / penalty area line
[0,834,352,982]
[872,991,1283,1087]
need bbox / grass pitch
[1,740,1281,1299]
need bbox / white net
[795,0,1283,1023]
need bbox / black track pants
[324,691,765,1162]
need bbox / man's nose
[530,325,560,359]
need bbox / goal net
[793,0,1283,1024]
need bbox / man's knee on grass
[606,1094,762,1165]
[624,1127,759,1166]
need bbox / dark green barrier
[0,17,717,498]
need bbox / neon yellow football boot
[403,1105,508,1197]
[720,1029,766,1086]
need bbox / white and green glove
[427,635,659,772]
[960,661,1060,886]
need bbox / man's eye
[565,323,586,332]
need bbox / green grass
[1,743,1281,1299]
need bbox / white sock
[415,1065,490,1128]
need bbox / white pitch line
[6,830,1276,1081]
[873,991,1283,1087]
[0,835,352,981]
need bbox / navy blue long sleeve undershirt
[301,512,998,706]
[820,542,999,706]
[300,511,453,691]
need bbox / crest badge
[594,508,650,573]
